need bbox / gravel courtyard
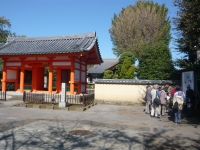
[0,100,200,150]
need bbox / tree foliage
[137,42,175,80]
[0,16,25,46]
[116,52,135,79]
[0,17,25,68]
[116,52,135,71]
[103,70,113,79]
[0,17,11,45]
[119,58,135,79]
[109,0,171,61]
[173,0,200,70]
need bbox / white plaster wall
[37,57,48,60]
[95,84,146,103]
[25,57,36,60]
[75,70,80,82]
[81,84,85,92]
[81,72,85,82]
[52,62,71,66]
[82,65,86,70]
[7,70,17,80]
[6,62,21,66]
[54,56,70,60]
[75,63,80,69]
[7,58,20,61]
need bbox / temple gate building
[0,32,103,94]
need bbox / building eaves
[88,58,118,74]
[0,32,100,56]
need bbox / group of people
[144,84,195,124]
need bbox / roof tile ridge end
[0,40,15,49]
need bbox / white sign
[59,83,67,107]
[182,71,194,93]
[61,83,66,102]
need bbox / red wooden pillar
[32,65,37,91]
[78,59,81,93]
[70,57,75,94]
[48,62,53,93]
[20,62,25,93]
[56,68,61,93]
[2,58,7,91]
[15,69,19,91]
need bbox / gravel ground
[0,100,200,150]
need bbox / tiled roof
[95,79,181,85]
[0,32,102,58]
[88,58,118,74]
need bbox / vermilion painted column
[15,69,19,91]
[78,60,81,93]
[2,59,7,91]
[48,63,53,93]
[56,69,61,93]
[20,62,25,93]
[32,66,37,91]
[70,58,75,94]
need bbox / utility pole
[195,38,200,115]
[197,38,200,61]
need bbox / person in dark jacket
[186,85,195,117]
[145,85,152,114]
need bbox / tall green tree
[173,0,200,70]
[110,0,174,80]
[119,58,135,79]
[109,0,171,61]
[116,52,135,79]
[137,42,175,79]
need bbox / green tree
[109,0,171,61]
[0,17,11,45]
[137,42,175,79]
[173,0,200,70]
[103,70,113,79]
[0,16,25,46]
[119,58,135,79]
[0,17,25,68]
[116,52,135,79]
[116,52,136,72]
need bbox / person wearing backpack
[173,86,186,103]
[150,84,161,118]
[173,87,185,124]
[159,88,167,116]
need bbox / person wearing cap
[186,85,195,117]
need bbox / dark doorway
[61,69,70,84]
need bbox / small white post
[59,83,67,107]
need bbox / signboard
[61,83,66,102]
[59,83,67,107]
[182,71,194,93]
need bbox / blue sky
[0,0,179,60]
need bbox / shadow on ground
[0,119,200,149]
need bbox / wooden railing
[0,91,6,101]
[23,91,94,106]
